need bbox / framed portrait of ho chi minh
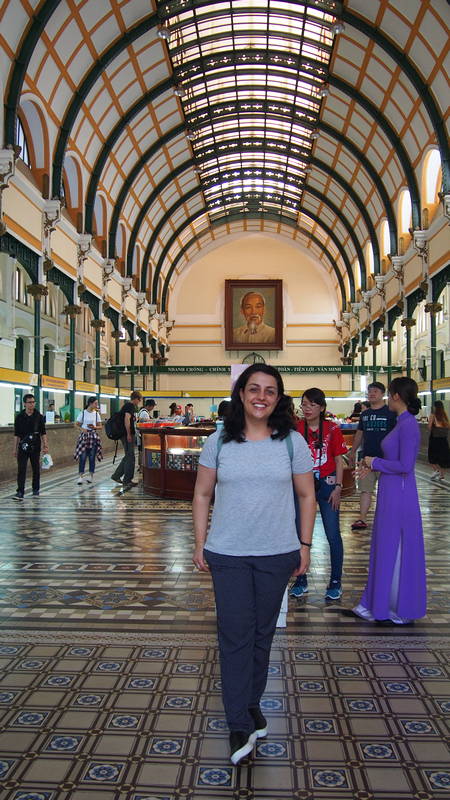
[224,279,283,350]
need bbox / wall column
[111,330,122,411]
[27,284,49,410]
[425,301,442,405]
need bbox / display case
[138,425,215,499]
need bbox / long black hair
[388,377,421,416]
[222,363,295,442]
[301,387,327,448]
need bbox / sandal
[351,519,368,530]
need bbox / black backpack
[105,410,126,440]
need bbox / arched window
[380,220,390,258]
[398,189,412,237]
[365,242,374,274]
[16,117,31,168]
[423,148,442,205]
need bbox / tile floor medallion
[0,459,448,798]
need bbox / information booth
[138,424,215,499]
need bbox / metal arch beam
[116,121,394,282]
[168,50,421,229]
[141,180,363,292]
[125,159,195,275]
[162,0,447,191]
[311,155,379,278]
[185,84,397,246]
[329,74,420,229]
[85,80,178,236]
[152,206,355,304]
[3,0,61,146]
[50,12,159,200]
[4,3,446,207]
[319,120,397,254]
[303,184,366,284]
[160,217,347,313]
[86,79,402,262]
[342,8,450,193]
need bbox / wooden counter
[139,425,215,499]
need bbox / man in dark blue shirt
[348,382,396,530]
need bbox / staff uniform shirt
[297,419,347,478]
[199,429,313,556]
[77,410,101,430]
[358,405,397,458]
[14,409,46,441]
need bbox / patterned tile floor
[0,458,448,799]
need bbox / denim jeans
[78,445,97,475]
[294,474,343,589]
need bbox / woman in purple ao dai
[353,377,426,625]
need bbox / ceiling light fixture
[318,85,329,98]
[310,130,320,140]
[332,21,345,35]
[157,24,171,41]
[174,85,186,98]
[186,129,196,141]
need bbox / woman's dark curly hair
[222,363,295,443]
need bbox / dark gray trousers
[205,549,299,733]
[111,437,135,483]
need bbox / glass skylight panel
[162,0,337,218]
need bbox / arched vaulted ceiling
[3,0,449,313]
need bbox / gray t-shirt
[199,430,313,556]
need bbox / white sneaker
[86,475,93,483]
[77,476,84,485]
[430,472,440,481]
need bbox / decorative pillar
[383,329,396,386]
[401,318,416,378]
[151,352,159,392]
[368,331,380,383]
[425,301,443,405]
[91,319,106,396]
[27,283,49,408]
[63,303,82,420]
[127,339,140,390]
[111,330,122,408]
[140,346,150,391]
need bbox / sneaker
[430,472,440,481]
[229,730,257,765]
[289,583,308,598]
[77,476,84,485]
[12,492,24,501]
[123,480,138,488]
[32,491,40,497]
[249,706,267,738]
[86,475,93,483]
[325,586,342,601]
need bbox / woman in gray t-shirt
[192,364,315,766]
